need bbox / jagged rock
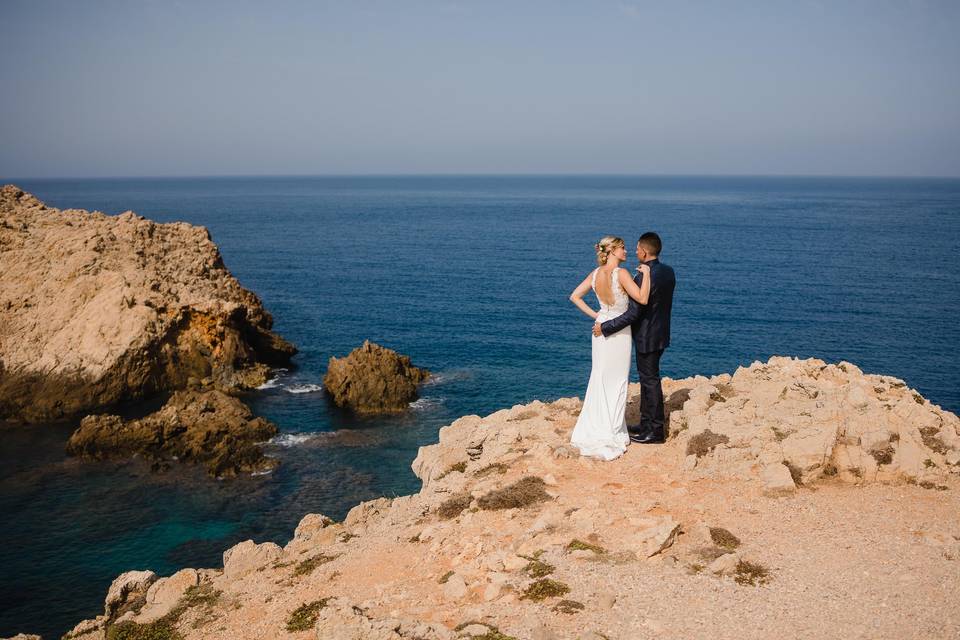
[313,598,452,640]
[222,540,282,578]
[442,573,469,600]
[284,513,338,553]
[132,568,199,623]
[761,463,797,496]
[323,341,429,414]
[672,357,960,488]
[634,517,681,557]
[63,615,108,640]
[0,185,295,424]
[1,634,43,640]
[65,390,279,477]
[104,570,157,618]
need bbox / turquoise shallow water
[1,175,959,637]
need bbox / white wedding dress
[570,267,632,460]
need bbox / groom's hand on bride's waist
[592,323,602,337]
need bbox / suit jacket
[600,258,675,353]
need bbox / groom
[592,232,676,444]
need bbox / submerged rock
[0,185,296,424]
[323,340,429,414]
[66,390,279,477]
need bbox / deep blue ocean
[2,176,959,638]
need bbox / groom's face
[636,242,647,262]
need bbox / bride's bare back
[594,267,618,306]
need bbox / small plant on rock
[733,560,771,586]
[708,527,741,550]
[552,599,585,614]
[521,578,570,601]
[686,430,729,457]
[293,552,337,577]
[285,598,329,632]
[475,462,509,478]
[437,461,467,479]
[437,493,473,519]
[566,539,606,554]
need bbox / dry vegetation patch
[474,462,509,478]
[437,493,473,519]
[293,552,338,577]
[520,578,571,601]
[734,560,771,586]
[686,430,730,457]
[552,599,585,614]
[477,476,551,510]
[566,539,606,554]
[709,527,741,550]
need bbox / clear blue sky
[2,0,958,178]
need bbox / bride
[568,236,651,460]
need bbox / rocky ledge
[0,185,296,424]
[66,390,280,477]
[323,340,430,414]
[54,357,960,640]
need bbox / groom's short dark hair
[638,232,662,255]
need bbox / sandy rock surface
[60,358,960,639]
[323,340,430,414]
[0,185,295,423]
[65,389,280,477]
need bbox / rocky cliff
[55,357,960,640]
[0,185,296,424]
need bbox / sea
[1,175,958,638]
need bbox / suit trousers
[635,348,665,434]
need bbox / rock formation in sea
[0,185,296,424]
[58,357,960,640]
[323,340,430,414]
[66,390,280,477]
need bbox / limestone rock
[1,634,43,640]
[63,615,108,640]
[66,390,279,477]
[104,569,157,618]
[761,463,797,496]
[222,540,282,578]
[323,341,429,414]
[708,552,741,576]
[635,517,681,557]
[133,568,199,623]
[672,356,959,489]
[0,185,296,424]
[442,573,469,600]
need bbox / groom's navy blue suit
[600,258,676,435]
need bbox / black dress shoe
[627,425,647,436]
[630,429,665,444]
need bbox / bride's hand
[638,263,651,275]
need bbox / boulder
[323,341,429,413]
[0,185,295,424]
[66,390,279,477]
[133,568,199,623]
[635,517,681,557]
[104,569,157,618]
[761,463,797,496]
[223,540,283,578]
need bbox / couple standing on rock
[569,232,676,460]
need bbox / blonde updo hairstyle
[595,235,625,266]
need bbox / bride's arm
[619,264,651,305]
[569,272,599,320]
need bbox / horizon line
[4,171,960,182]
